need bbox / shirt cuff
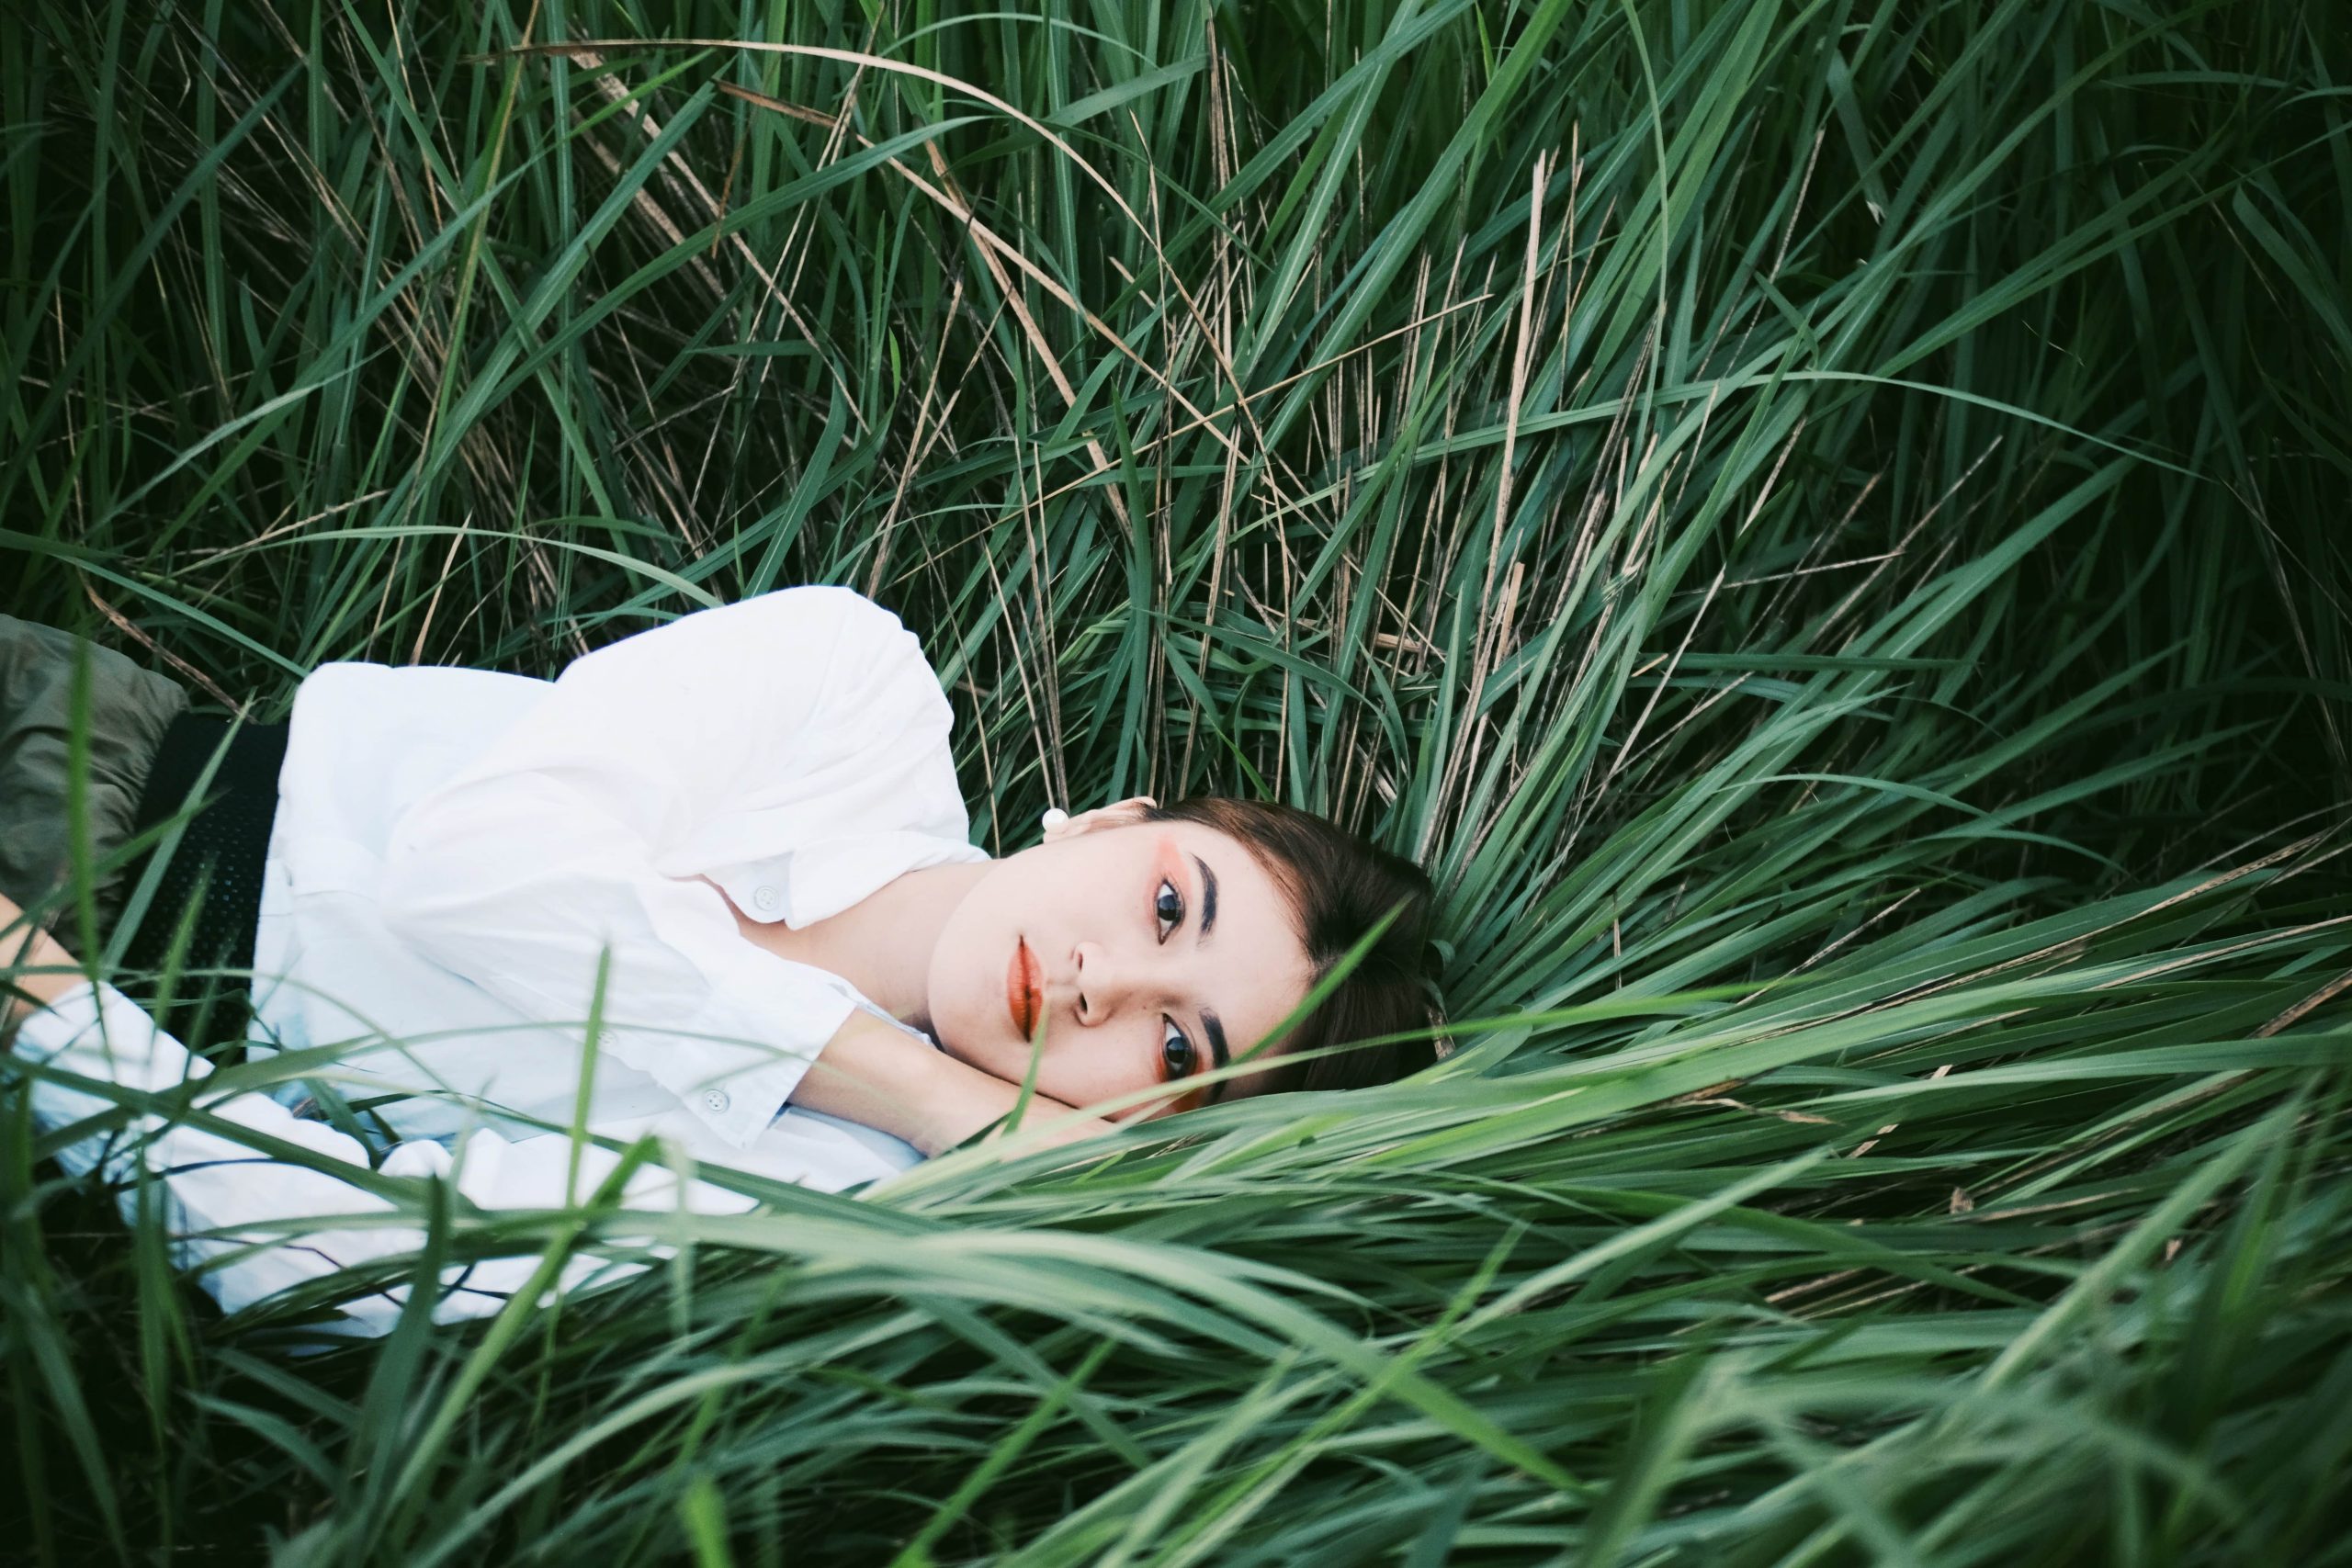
[11,978,200,1094]
[660,980,860,1149]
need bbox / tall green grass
[4,0,2349,1561]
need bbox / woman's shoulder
[292,660,552,711]
[727,584,924,649]
[725,587,952,723]
[288,588,949,741]
[685,583,902,630]
[614,586,939,685]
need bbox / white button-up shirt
[12,585,991,1337]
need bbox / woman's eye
[1161,1018,1196,1079]
[1154,878,1184,942]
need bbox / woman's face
[923,802,1316,1120]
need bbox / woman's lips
[1006,938,1043,1037]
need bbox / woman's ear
[1043,795,1157,844]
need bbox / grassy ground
[4,0,2350,1562]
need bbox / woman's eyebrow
[1192,852,1218,943]
[1201,1006,1230,1103]
[1193,852,1226,1101]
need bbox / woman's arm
[4,892,1114,1340]
[4,891,710,1335]
[4,886,1114,1159]
[794,1008,1117,1156]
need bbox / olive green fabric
[0,613,192,939]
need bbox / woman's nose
[1070,941,1152,1023]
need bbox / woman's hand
[792,1008,1120,1158]
[0,890,90,1043]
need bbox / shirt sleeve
[10,980,761,1341]
[375,586,928,1148]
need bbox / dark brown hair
[1138,797,1448,1096]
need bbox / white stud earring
[1041,807,1069,831]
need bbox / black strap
[114,711,289,1043]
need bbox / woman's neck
[730,861,989,1035]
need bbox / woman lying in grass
[0,591,1441,1337]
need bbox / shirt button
[752,886,779,912]
[703,1089,732,1114]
